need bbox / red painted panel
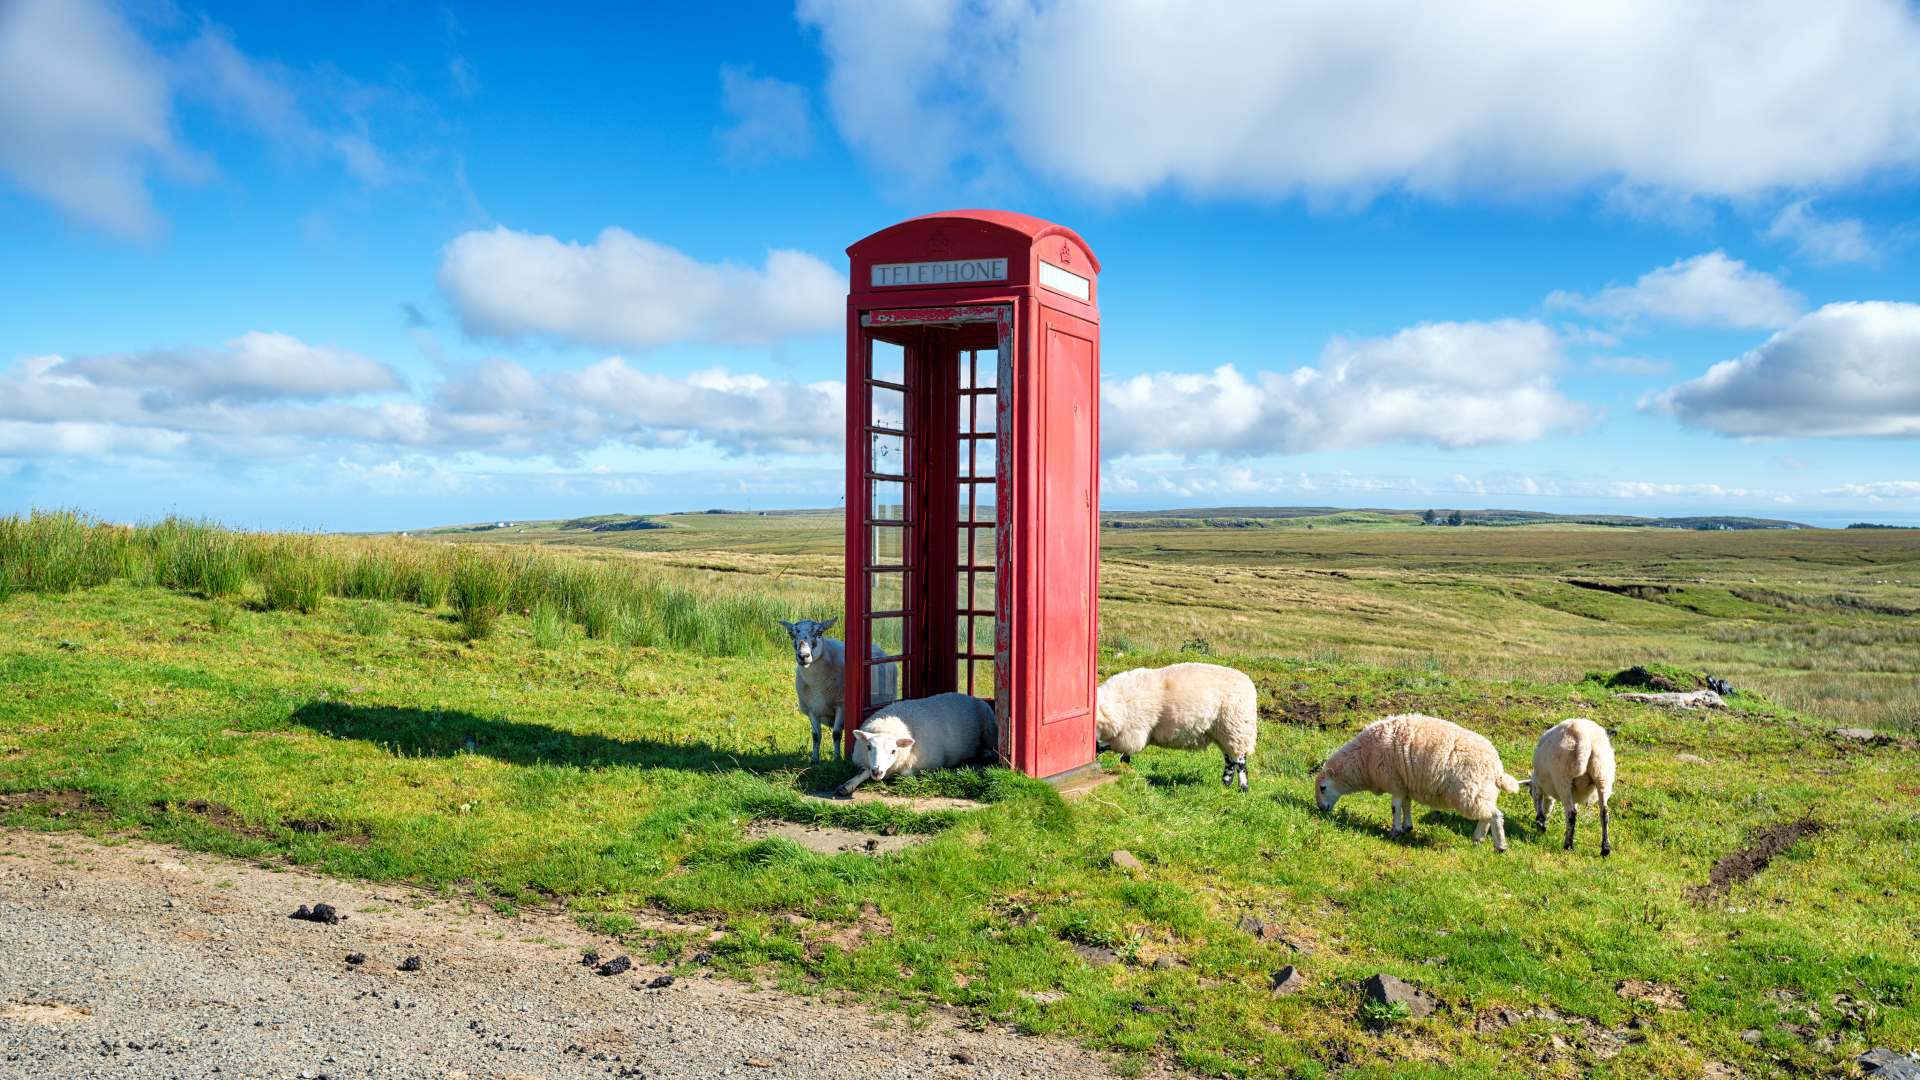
[1032,310,1099,778]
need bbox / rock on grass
[1362,973,1436,1019]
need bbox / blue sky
[3,1,1919,531]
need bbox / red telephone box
[842,210,1101,781]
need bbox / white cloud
[0,0,197,236]
[1644,301,1920,438]
[0,339,844,461]
[1765,199,1878,266]
[1102,319,1586,457]
[1820,480,1920,500]
[437,227,842,350]
[800,0,1920,201]
[717,66,812,162]
[1605,481,1777,500]
[173,30,392,187]
[1546,252,1803,331]
[0,0,399,236]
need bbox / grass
[1,511,1917,1078]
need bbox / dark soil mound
[1690,819,1822,902]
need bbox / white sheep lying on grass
[779,618,898,763]
[838,693,996,796]
[1096,662,1259,790]
[1525,717,1616,856]
[1313,714,1522,851]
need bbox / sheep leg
[1563,805,1577,851]
[1220,755,1249,791]
[809,715,823,764]
[1389,797,1409,837]
[1532,787,1548,831]
[1599,796,1612,857]
[830,705,845,762]
[1492,810,1508,853]
[836,768,872,798]
[1471,817,1490,844]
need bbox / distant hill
[1101,506,1810,531]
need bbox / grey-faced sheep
[779,618,898,763]
[1525,717,1616,856]
[1095,662,1259,790]
[1313,714,1522,851]
[839,693,996,796]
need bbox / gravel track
[0,829,1153,1080]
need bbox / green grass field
[2,510,1916,1078]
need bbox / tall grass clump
[260,541,327,613]
[450,548,513,639]
[0,510,131,595]
[530,600,568,649]
[396,548,451,608]
[148,517,249,598]
[341,549,403,601]
[347,601,390,638]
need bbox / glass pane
[870,525,906,565]
[964,481,997,523]
[975,393,998,434]
[870,571,904,613]
[868,660,900,706]
[958,349,975,390]
[871,340,905,384]
[975,569,997,609]
[956,526,974,566]
[871,480,906,521]
[968,617,994,652]
[872,385,905,430]
[958,657,973,695]
[869,431,904,474]
[957,393,973,435]
[870,615,906,657]
[971,660,996,697]
[970,438,995,480]
[974,349,998,390]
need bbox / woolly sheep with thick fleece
[1096,662,1259,790]
[839,693,996,795]
[1527,717,1616,856]
[1314,714,1522,851]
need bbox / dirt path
[0,829,1155,1080]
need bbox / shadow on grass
[291,701,795,773]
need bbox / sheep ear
[778,620,795,632]
[819,617,837,633]
[852,730,871,743]
[894,736,914,749]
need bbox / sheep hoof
[1601,843,1612,857]
[1495,844,1508,853]
[1534,817,1547,831]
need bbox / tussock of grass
[0,510,826,659]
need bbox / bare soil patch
[0,789,107,818]
[1617,979,1687,1011]
[1690,818,1823,902]
[2,1000,93,1023]
[747,820,925,856]
[804,788,988,813]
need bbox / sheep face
[1313,771,1345,812]
[850,729,915,780]
[779,618,837,668]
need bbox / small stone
[1109,849,1143,872]
[1860,1049,1920,1079]
[397,956,423,972]
[580,951,601,968]
[1361,973,1436,1019]
[595,955,631,977]
[645,974,675,989]
[290,903,341,925]
[1073,943,1121,967]
[1269,965,1304,995]
[1675,753,1708,765]
[344,953,365,966]
[1833,727,1887,744]
[1150,956,1177,971]
[950,1051,974,1065]
[1740,1029,1763,1044]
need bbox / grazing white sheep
[1525,717,1616,856]
[1313,714,1522,851]
[1095,663,1259,790]
[839,693,996,796]
[779,618,898,763]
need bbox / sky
[2,0,1919,531]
